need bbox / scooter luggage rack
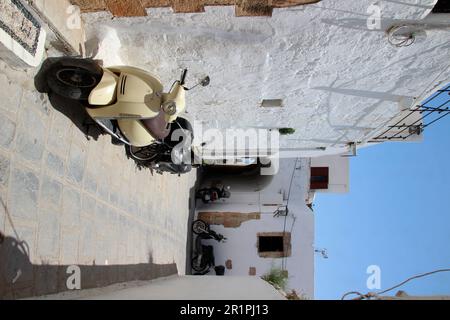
[371,84,450,142]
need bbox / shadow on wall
[0,230,178,299]
[33,58,103,142]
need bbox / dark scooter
[196,185,231,204]
[191,220,226,275]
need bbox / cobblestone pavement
[0,59,197,298]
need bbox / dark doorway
[310,167,329,190]
[432,0,450,13]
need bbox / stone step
[0,0,47,67]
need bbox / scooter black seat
[141,111,171,140]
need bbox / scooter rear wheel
[128,145,161,162]
[47,58,103,101]
[191,256,209,273]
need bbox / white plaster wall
[310,155,349,193]
[196,190,283,210]
[424,13,450,24]
[34,0,85,54]
[81,0,449,158]
[34,276,286,300]
[83,276,285,300]
[195,159,315,298]
[197,200,260,213]
[202,211,315,298]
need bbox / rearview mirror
[185,76,211,91]
[201,76,210,87]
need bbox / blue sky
[315,88,450,300]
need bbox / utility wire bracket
[371,84,450,142]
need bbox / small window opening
[261,99,283,108]
[259,236,284,252]
[257,232,291,258]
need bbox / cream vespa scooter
[36,57,209,174]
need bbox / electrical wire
[286,158,299,209]
[281,158,299,270]
[377,268,450,296]
[341,291,366,300]
[341,268,450,300]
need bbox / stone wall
[70,0,320,17]
[198,212,260,228]
[0,0,46,67]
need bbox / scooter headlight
[162,101,177,116]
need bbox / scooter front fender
[162,83,186,123]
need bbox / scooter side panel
[86,65,175,147]
[107,66,164,94]
[86,72,162,120]
[118,72,153,103]
[88,69,118,106]
[86,101,159,120]
[118,119,156,147]
[113,72,162,117]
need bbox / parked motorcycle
[192,219,227,241]
[191,220,226,275]
[196,185,231,204]
[35,57,210,175]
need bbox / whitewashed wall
[81,0,449,158]
[35,276,286,300]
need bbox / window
[310,167,329,190]
[433,0,450,13]
[257,232,291,258]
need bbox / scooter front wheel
[192,219,210,235]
